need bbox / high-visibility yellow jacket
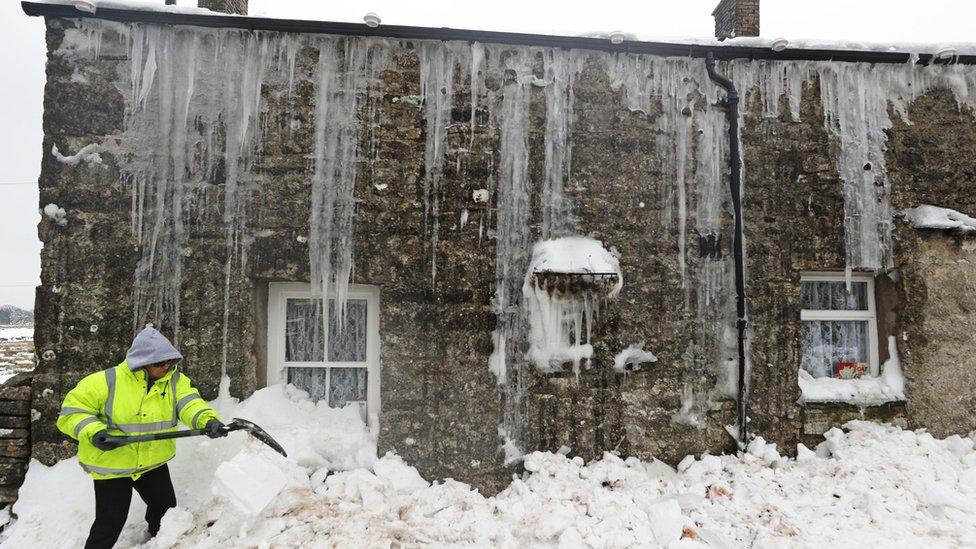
[57,361,220,480]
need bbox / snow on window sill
[797,369,905,407]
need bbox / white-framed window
[800,272,879,379]
[267,282,380,419]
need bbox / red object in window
[834,361,868,379]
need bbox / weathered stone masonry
[29,13,976,494]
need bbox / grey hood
[126,327,183,370]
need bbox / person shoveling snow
[55,327,283,549]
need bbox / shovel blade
[227,418,288,458]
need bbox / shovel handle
[101,421,244,445]
[102,429,207,444]
[99,419,286,458]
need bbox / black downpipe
[705,53,749,448]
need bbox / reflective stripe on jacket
[56,361,220,480]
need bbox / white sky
[1,0,975,311]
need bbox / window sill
[797,369,906,407]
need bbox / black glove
[204,419,228,439]
[91,430,122,451]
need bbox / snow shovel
[97,418,288,457]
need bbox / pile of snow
[1,384,375,548]
[522,237,622,377]
[5,383,976,548]
[903,205,976,234]
[799,336,906,406]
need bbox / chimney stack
[197,0,248,15]
[712,0,759,41]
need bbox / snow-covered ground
[3,385,975,548]
[0,328,33,342]
[0,328,34,384]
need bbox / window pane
[329,367,368,407]
[801,320,869,378]
[800,281,868,311]
[287,367,327,402]
[285,299,324,362]
[328,299,367,362]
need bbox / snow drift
[4,384,976,548]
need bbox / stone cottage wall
[0,374,33,505]
[29,15,976,492]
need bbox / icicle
[482,45,537,469]
[487,46,534,385]
[540,49,586,239]
[725,58,976,273]
[469,42,484,153]
[285,34,302,95]
[817,62,895,271]
[309,37,392,334]
[419,41,460,286]
[52,21,304,367]
[603,54,706,311]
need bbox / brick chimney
[198,0,248,15]
[712,0,759,40]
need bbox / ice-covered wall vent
[613,343,658,373]
[52,143,104,166]
[522,237,622,376]
[902,204,976,234]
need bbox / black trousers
[84,464,177,549]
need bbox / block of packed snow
[320,468,390,507]
[372,452,429,494]
[150,507,194,549]
[644,500,684,546]
[903,205,976,233]
[213,447,289,516]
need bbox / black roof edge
[21,1,976,66]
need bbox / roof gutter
[21,1,976,66]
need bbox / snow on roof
[25,1,976,57]
[578,32,976,57]
[902,204,976,234]
[32,0,225,16]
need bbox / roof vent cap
[935,47,957,60]
[74,0,96,13]
[364,13,381,28]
